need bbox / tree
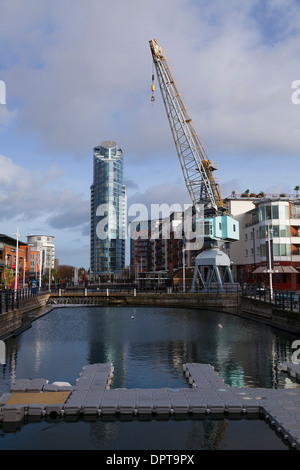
[56,265,75,283]
[3,266,14,289]
[294,185,300,197]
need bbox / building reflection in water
[0,305,297,449]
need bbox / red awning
[252,265,298,274]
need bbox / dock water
[1,362,300,449]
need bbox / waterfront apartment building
[0,234,40,287]
[129,210,199,289]
[130,197,300,292]
[90,141,126,277]
[26,235,55,276]
[224,196,300,291]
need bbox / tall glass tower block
[90,141,126,275]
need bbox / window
[272,244,291,256]
[272,205,279,219]
[260,226,266,238]
[292,205,300,219]
[266,205,272,220]
[260,224,290,239]
[273,243,280,256]
[272,225,279,237]
[280,226,290,238]
[280,244,291,256]
[245,249,248,257]
[259,204,280,221]
[279,204,289,220]
[259,206,265,221]
[204,221,213,236]
[260,244,266,257]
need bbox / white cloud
[0,154,89,227]
[0,105,17,127]
[1,0,300,267]
[0,0,299,161]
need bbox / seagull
[218,324,223,328]
[131,315,135,319]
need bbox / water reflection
[0,306,298,394]
[0,306,297,450]
[0,415,290,450]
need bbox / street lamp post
[182,247,186,293]
[39,247,43,289]
[48,248,52,293]
[23,258,26,287]
[267,226,274,299]
[13,227,20,292]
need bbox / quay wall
[48,292,241,314]
[2,291,300,340]
[0,294,50,339]
[50,292,300,335]
[240,296,300,335]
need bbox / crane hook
[151,74,155,102]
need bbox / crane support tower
[149,38,239,293]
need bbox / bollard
[59,289,61,297]
[84,289,87,297]
[106,288,109,297]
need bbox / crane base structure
[190,248,237,293]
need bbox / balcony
[291,218,300,226]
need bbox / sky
[0,0,300,270]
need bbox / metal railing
[0,287,48,315]
[242,283,300,313]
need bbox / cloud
[127,182,191,222]
[1,0,300,269]
[46,197,90,229]
[0,105,16,128]
[0,154,89,229]
[1,0,299,163]
[123,178,139,191]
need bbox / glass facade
[90,141,126,274]
[258,201,292,261]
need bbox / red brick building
[0,234,40,288]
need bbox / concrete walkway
[1,362,300,449]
